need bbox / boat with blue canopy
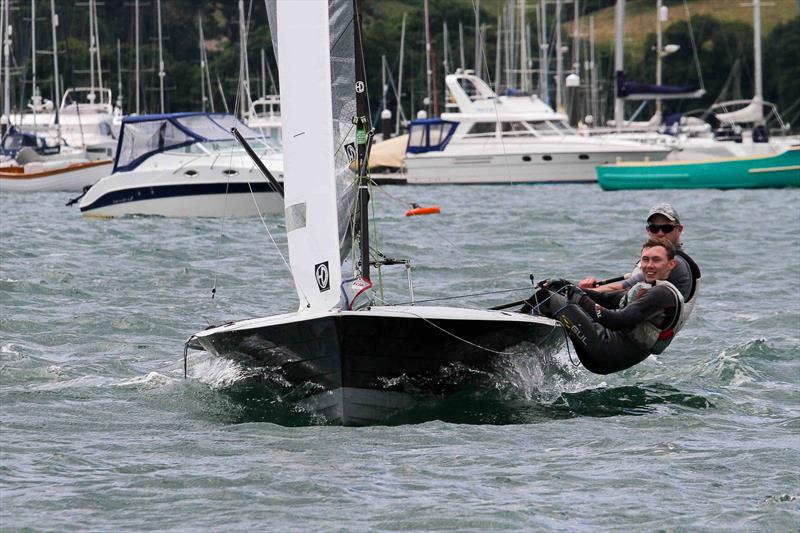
[78,112,283,217]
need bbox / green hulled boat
[597,146,800,190]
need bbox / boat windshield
[114,113,277,172]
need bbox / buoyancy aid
[675,249,701,320]
[619,280,686,354]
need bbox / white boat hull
[79,152,284,218]
[405,146,670,184]
[0,159,112,192]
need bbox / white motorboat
[188,0,563,426]
[57,87,119,159]
[79,112,283,218]
[403,72,671,184]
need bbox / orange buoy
[405,205,441,217]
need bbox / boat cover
[406,118,458,154]
[113,112,265,172]
[616,71,705,101]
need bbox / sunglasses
[647,223,678,234]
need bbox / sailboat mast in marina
[189,0,563,426]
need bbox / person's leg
[535,289,649,375]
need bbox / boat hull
[405,147,670,184]
[597,146,800,190]
[193,306,563,425]
[0,159,112,192]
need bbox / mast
[423,0,432,114]
[589,14,598,124]
[354,0,371,282]
[238,0,249,119]
[50,0,61,141]
[31,0,36,128]
[134,0,140,114]
[494,9,502,92]
[655,0,663,117]
[156,0,164,113]
[199,15,205,111]
[93,0,102,90]
[540,1,549,105]
[458,21,465,70]
[381,54,387,112]
[199,14,214,112]
[116,38,122,111]
[89,0,96,92]
[2,0,9,120]
[395,12,405,135]
[473,0,480,75]
[518,0,527,93]
[752,0,763,124]
[260,48,266,97]
[555,0,563,112]
[442,22,449,76]
[613,0,624,130]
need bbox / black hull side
[199,314,563,394]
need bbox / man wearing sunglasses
[578,203,700,305]
[532,239,688,374]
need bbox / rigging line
[683,0,705,91]
[391,309,532,356]
[391,286,536,307]
[244,181,311,308]
[367,183,467,256]
[472,0,514,186]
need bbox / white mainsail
[272,0,357,311]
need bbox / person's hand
[541,278,571,292]
[578,277,598,289]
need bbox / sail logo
[314,261,330,292]
[355,81,365,93]
[344,142,357,162]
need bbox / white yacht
[79,112,283,218]
[403,72,671,184]
[57,87,119,159]
[245,95,282,145]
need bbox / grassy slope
[566,0,798,54]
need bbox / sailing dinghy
[187,0,562,425]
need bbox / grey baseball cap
[647,203,680,222]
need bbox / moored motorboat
[78,112,283,218]
[403,72,671,184]
[0,158,112,192]
[597,146,800,190]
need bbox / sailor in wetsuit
[532,238,688,375]
[579,203,700,306]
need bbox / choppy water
[1,184,798,530]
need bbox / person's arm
[586,287,674,331]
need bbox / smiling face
[646,213,683,246]
[639,244,676,283]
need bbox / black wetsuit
[535,284,680,375]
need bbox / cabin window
[579,154,589,160]
[457,78,481,100]
[527,121,557,135]
[542,155,552,161]
[522,155,531,162]
[501,121,529,133]
[466,122,496,136]
[409,124,427,146]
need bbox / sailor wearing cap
[579,203,700,307]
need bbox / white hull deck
[405,145,670,184]
[79,152,284,218]
[0,159,112,192]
